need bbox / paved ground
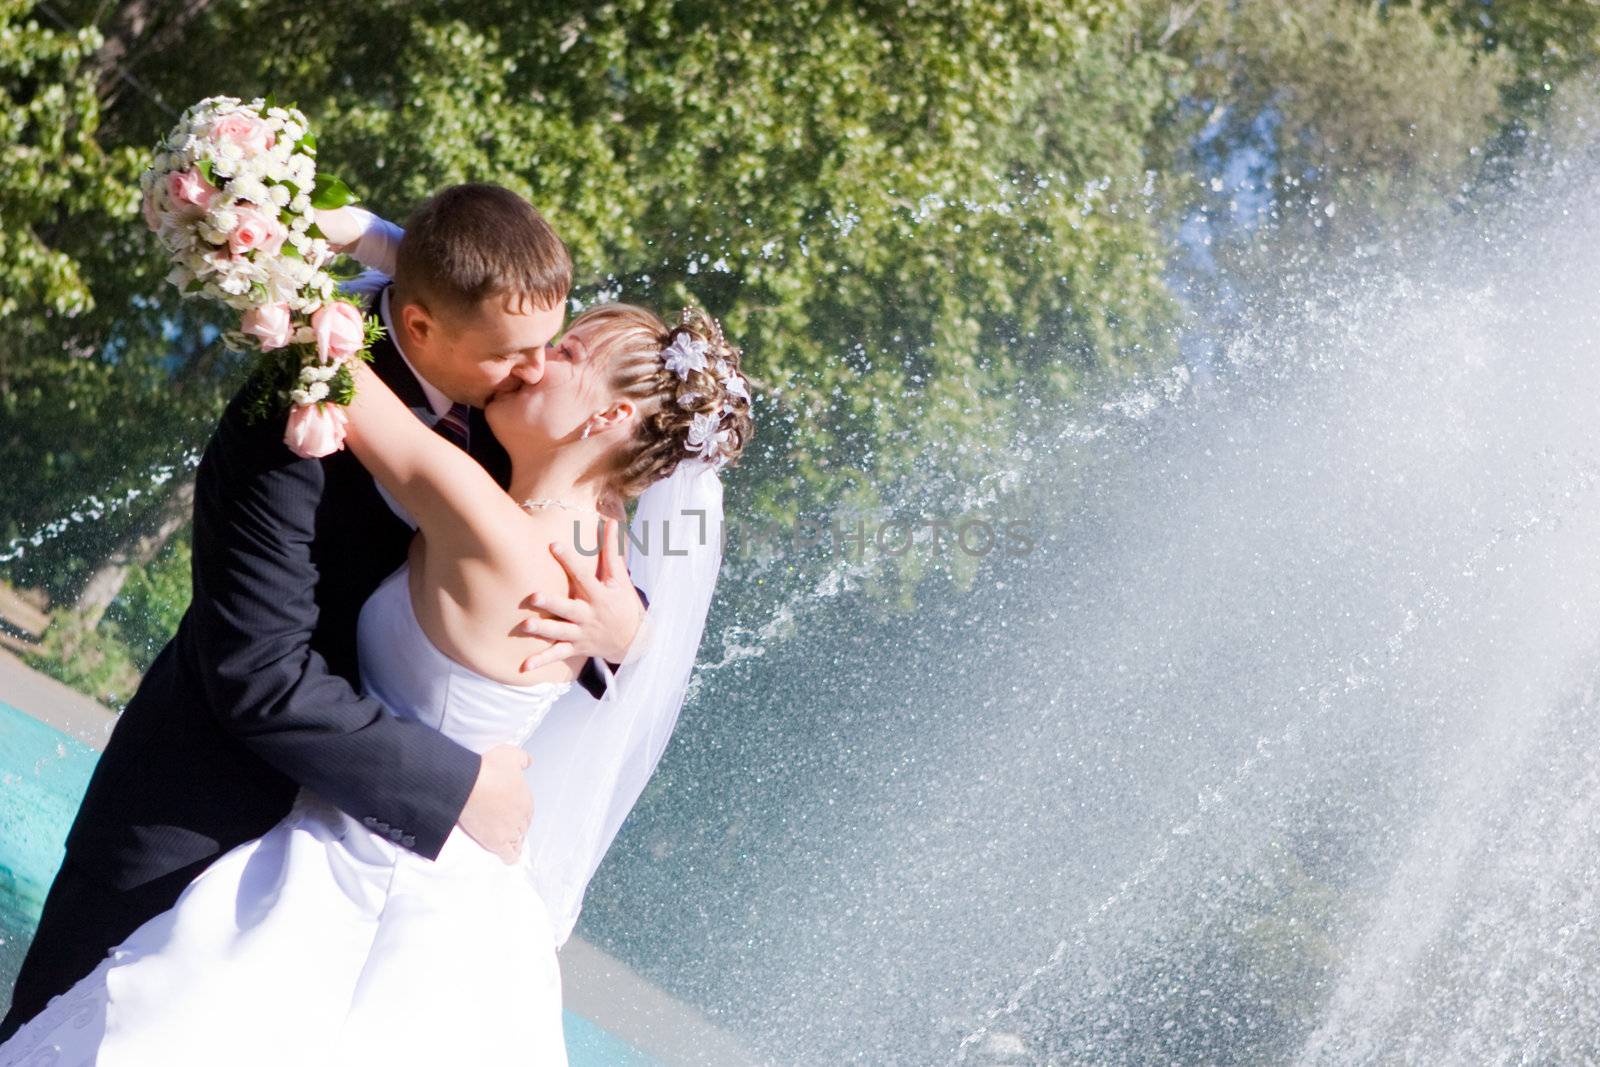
[0,647,116,750]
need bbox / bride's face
[485,319,617,453]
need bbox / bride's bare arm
[319,206,401,274]
[341,361,526,561]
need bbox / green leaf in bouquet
[281,242,304,261]
[297,132,317,155]
[196,158,215,185]
[362,314,387,349]
[329,364,357,406]
[306,222,326,241]
[324,260,365,282]
[310,173,358,210]
[184,280,205,294]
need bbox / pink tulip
[241,303,293,350]
[284,403,349,459]
[312,302,366,363]
[229,207,288,257]
[167,169,219,215]
[211,113,275,157]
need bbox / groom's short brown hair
[394,183,571,314]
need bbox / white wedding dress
[0,567,573,1067]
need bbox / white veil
[519,460,725,945]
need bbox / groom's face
[399,291,566,408]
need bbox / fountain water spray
[580,172,1600,1065]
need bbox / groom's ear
[398,299,437,347]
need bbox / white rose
[269,184,291,207]
[306,381,330,403]
[290,387,312,405]
[290,194,311,214]
[282,122,305,142]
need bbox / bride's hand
[514,516,645,671]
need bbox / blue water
[0,701,96,920]
[0,701,656,1064]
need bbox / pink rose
[229,207,288,257]
[284,403,349,459]
[312,302,366,362]
[141,184,165,232]
[167,169,219,215]
[212,113,275,157]
[241,303,293,350]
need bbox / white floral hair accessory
[661,334,709,379]
[717,360,750,405]
[662,307,750,470]
[685,411,732,464]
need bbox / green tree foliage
[91,1,1186,516]
[1148,0,1515,282]
[1426,0,1600,105]
[0,0,124,318]
[3,0,1598,613]
[0,2,225,599]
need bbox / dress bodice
[357,566,571,753]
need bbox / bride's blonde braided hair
[576,303,754,502]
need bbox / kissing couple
[0,182,753,1065]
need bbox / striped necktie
[434,402,471,451]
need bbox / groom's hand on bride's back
[458,744,534,864]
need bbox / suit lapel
[366,289,436,425]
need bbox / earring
[580,421,593,440]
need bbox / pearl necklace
[518,498,600,516]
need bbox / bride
[0,292,752,1064]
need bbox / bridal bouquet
[140,95,374,458]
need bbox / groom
[1,183,644,1038]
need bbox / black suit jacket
[63,316,600,891]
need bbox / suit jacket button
[361,816,377,827]
[400,834,416,848]
[388,828,404,842]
